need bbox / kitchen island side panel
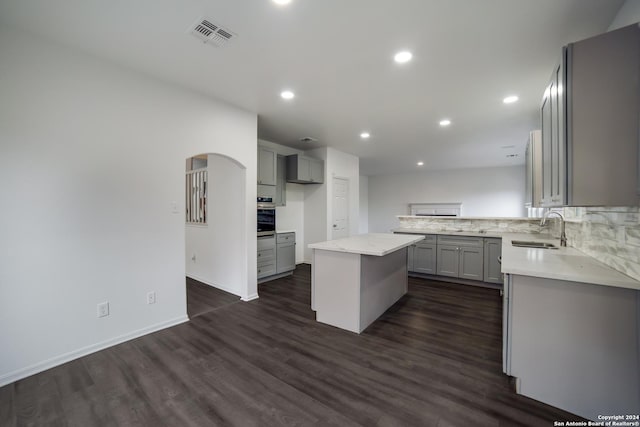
[360,248,408,332]
[510,274,640,421]
[313,250,362,333]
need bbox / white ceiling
[0,0,625,175]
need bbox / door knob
[333,224,337,228]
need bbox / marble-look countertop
[308,233,425,256]
[500,233,640,290]
[396,215,539,220]
[392,228,505,238]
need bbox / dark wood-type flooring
[186,277,240,319]
[0,265,585,426]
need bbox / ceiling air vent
[188,18,237,47]
[299,137,318,143]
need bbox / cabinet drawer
[257,235,276,250]
[415,234,437,245]
[257,261,276,279]
[276,232,295,244]
[257,248,275,263]
[437,235,483,247]
[397,233,436,243]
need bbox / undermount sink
[511,240,558,249]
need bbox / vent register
[189,19,236,47]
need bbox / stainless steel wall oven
[257,197,276,237]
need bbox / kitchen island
[309,233,424,333]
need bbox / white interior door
[332,177,349,239]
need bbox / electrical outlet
[191,253,196,263]
[97,302,109,318]
[147,291,156,305]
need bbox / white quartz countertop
[500,233,640,290]
[308,233,425,256]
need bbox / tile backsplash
[397,216,542,234]
[561,206,640,282]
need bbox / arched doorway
[184,153,247,317]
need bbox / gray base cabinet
[436,245,459,277]
[259,233,296,280]
[483,238,503,284]
[504,274,640,420]
[257,235,276,279]
[459,246,483,280]
[413,243,437,275]
[276,232,296,274]
[404,233,500,285]
[407,235,436,275]
[436,235,484,280]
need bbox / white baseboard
[0,315,189,388]
[242,293,259,302]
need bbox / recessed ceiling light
[280,90,295,100]
[360,132,370,139]
[439,119,451,127]
[273,0,291,5]
[417,161,424,166]
[503,95,519,104]
[394,51,413,64]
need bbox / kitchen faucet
[540,211,567,247]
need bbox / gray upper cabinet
[525,130,542,207]
[310,159,324,183]
[258,146,277,186]
[540,24,640,207]
[541,61,565,207]
[286,155,324,184]
[483,238,503,284]
[275,155,286,206]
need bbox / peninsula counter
[309,233,424,333]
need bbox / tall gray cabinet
[258,146,277,186]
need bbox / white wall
[359,176,369,234]
[609,0,640,30]
[0,27,258,386]
[303,148,329,262]
[258,139,306,263]
[185,154,246,295]
[303,147,360,262]
[368,166,526,233]
[326,148,360,239]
